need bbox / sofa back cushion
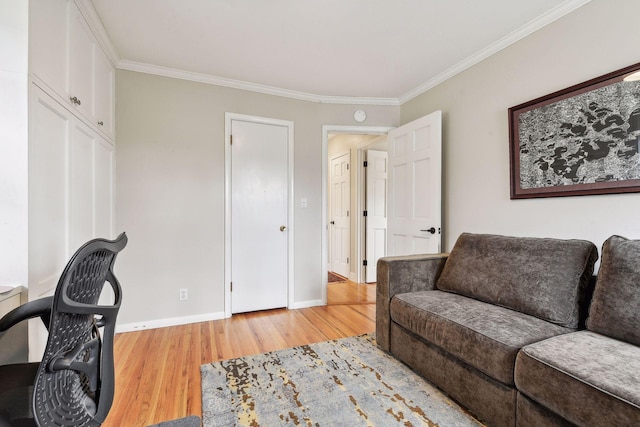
[587,235,640,345]
[436,233,598,328]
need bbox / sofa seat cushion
[515,331,640,426]
[390,290,573,385]
[435,233,598,328]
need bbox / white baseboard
[115,300,328,333]
[116,311,227,333]
[289,299,325,309]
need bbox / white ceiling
[90,0,589,104]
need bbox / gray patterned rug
[200,334,483,426]
[147,415,201,427]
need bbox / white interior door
[387,111,442,256]
[365,150,388,282]
[230,117,290,314]
[329,153,350,277]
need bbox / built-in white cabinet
[29,85,115,300]
[24,0,116,360]
[29,0,115,140]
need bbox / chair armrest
[376,253,448,351]
[0,296,53,332]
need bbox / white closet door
[230,118,290,314]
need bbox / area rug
[200,334,483,426]
[146,415,201,427]
[328,271,348,283]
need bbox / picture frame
[509,62,640,199]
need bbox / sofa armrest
[376,253,449,350]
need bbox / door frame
[225,113,295,317]
[321,125,393,303]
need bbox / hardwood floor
[104,282,376,426]
[327,280,376,305]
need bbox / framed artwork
[509,62,640,199]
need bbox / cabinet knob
[98,121,104,126]
[70,96,81,106]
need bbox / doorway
[322,112,442,303]
[224,113,294,316]
[322,125,393,304]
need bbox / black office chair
[0,233,128,427]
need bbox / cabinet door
[94,47,115,139]
[69,122,115,250]
[68,2,95,120]
[95,138,115,238]
[29,0,70,97]
[69,121,96,251]
[29,86,70,297]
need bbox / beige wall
[115,70,399,326]
[116,0,640,326]
[401,0,640,253]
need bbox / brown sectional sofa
[377,233,640,426]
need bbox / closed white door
[365,150,388,282]
[230,117,290,314]
[329,153,350,277]
[387,111,442,256]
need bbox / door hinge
[363,260,368,266]
[230,282,233,292]
[346,210,350,217]
[363,161,368,167]
[347,257,350,264]
[363,210,368,217]
[230,135,233,145]
[347,164,349,170]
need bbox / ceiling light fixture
[354,109,367,123]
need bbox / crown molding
[117,60,401,106]
[398,0,592,104]
[103,0,589,106]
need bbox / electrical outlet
[179,288,188,300]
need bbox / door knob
[421,227,436,234]
[280,225,287,232]
[330,221,335,225]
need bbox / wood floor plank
[103,282,375,426]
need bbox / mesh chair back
[32,233,127,427]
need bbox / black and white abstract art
[519,82,640,188]
[509,63,640,198]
